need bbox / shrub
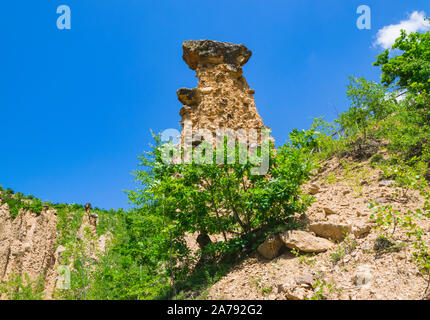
[129,132,314,255]
[0,273,45,300]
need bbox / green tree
[374,24,430,94]
[129,133,314,255]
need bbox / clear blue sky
[1,1,429,210]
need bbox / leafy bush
[129,132,314,253]
[59,205,179,300]
[338,77,394,138]
[0,273,45,300]
[0,193,43,218]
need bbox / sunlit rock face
[177,40,269,147]
[0,202,58,299]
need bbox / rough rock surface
[257,235,283,260]
[309,222,352,241]
[0,203,12,280]
[182,40,252,72]
[177,40,268,147]
[0,202,110,299]
[0,202,58,299]
[280,230,334,253]
[308,184,320,195]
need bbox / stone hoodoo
[177,40,269,146]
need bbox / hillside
[207,156,430,300]
[1,151,429,300]
[0,192,114,299]
[1,30,430,300]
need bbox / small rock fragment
[352,224,371,238]
[375,197,390,204]
[294,274,314,287]
[309,184,320,195]
[285,287,311,300]
[323,207,338,215]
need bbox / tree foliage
[374,24,430,94]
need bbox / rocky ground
[207,157,430,300]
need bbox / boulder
[309,222,352,241]
[280,230,334,253]
[257,234,283,260]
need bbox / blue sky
[1,1,429,210]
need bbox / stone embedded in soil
[352,224,371,238]
[323,207,338,215]
[257,234,283,260]
[294,274,314,287]
[375,197,390,204]
[285,286,312,300]
[309,184,320,195]
[309,222,352,241]
[280,230,334,253]
[207,157,430,300]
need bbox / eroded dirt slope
[0,202,108,299]
[208,157,430,300]
[0,203,58,298]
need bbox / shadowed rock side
[177,40,269,146]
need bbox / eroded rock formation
[0,202,58,298]
[0,200,109,299]
[177,40,269,146]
